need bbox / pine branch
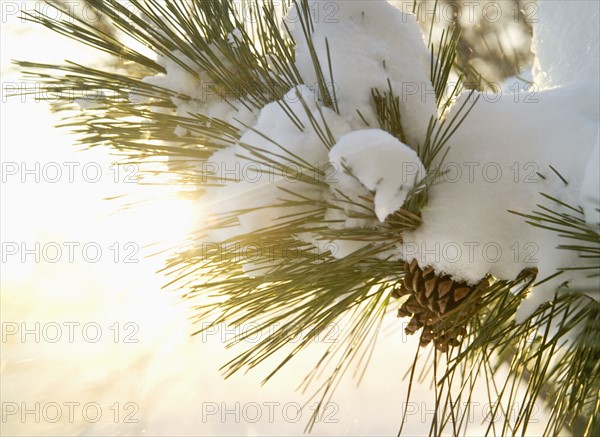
[18,1,598,436]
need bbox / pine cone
[393,259,488,352]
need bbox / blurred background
[1,1,549,436]
[412,0,533,85]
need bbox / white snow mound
[329,129,425,222]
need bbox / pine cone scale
[454,287,471,302]
[437,280,453,298]
[424,278,437,298]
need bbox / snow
[197,1,438,260]
[579,134,600,227]
[288,0,436,145]
[133,50,258,137]
[401,79,599,320]
[227,28,243,48]
[532,0,600,91]
[328,129,425,222]
[140,50,205,100]
[200,85,352,243]
[501,68,533,93]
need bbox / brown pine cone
[393,259,488,352]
